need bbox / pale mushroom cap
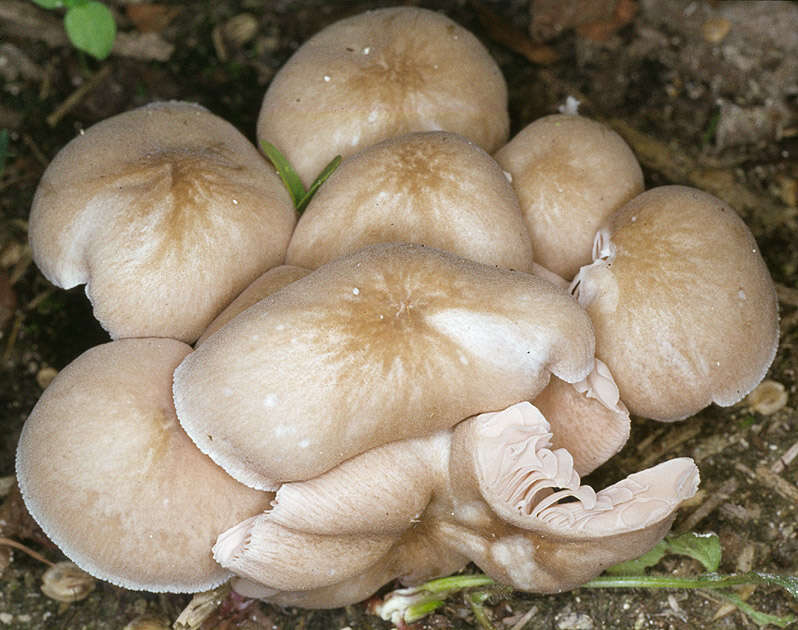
[174,243,595,490]
[535,358,630,477]
[495,114,644,280]
[196,264,311,346]
[216,400,695,606]
[257,7,510,186]
[572,185,780,420]
[285,132,533,271]
[15,338,270,592]
[29,101,296,343]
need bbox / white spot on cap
[264,393,278,407]
[232,199,239,205]
[323,75,331,82]
[352,287,360,295]
[368,111,378,123]
[362,46,371,54]
[274,424,290,437]
[276,324,285,331]
[738,290,746,299]
[298,439,310,448]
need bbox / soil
[0,1,796,629]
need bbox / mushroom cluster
[17,4,778,612]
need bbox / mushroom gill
[214,402,698,608]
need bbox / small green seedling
[32,0,116,60]
[374,532,798,629]
[260,141,341,213]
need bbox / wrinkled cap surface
[29,101,296,343]
[174,243,595,490]
[16,338,270,592]
[571,185,779,420]
[257,7,509,186]
[495,114,643,280]
[286,131,532,271]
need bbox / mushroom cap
[173,243,595,490]
[285,131,533,271]
[494,114,644,280]
[215,401,695,606]
[256,7,510,186]
[196,264,311,346]
[15,338,270,592]
[571,185,780,420]
[534,358,630,476]
[29,101,296,343]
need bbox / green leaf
[32,0,65,9]
[605,540,668,576]
[0,130,9,178]
[666,531,721,572]
[296,154,341,213]
[260,140,306,208]
[714,590,796,628]
[605,532,721,576]
[64,2,116,60]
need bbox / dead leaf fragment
[473,2,558,64]
[125,4,181,34]
[530,0,637,43]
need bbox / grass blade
[260,140,306,208]
[296,155,341,213]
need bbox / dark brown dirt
[1,1,796,629]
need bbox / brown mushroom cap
[495,114,644,280]
[285,132,533,271]
[534,358,630,476]
[196,264,311,346]
[572,185,780,420]
[15,338,270,592]
[256,7,510,186]
[29,101,296,343]
[214,401,696,607]
[173,243,595,490]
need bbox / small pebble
[746,380,788,415]
[36,366,58,390]
[41,561,95,603]
[701,17,731,44]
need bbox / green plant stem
[585,571,798,595]
[469,591,498,630]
